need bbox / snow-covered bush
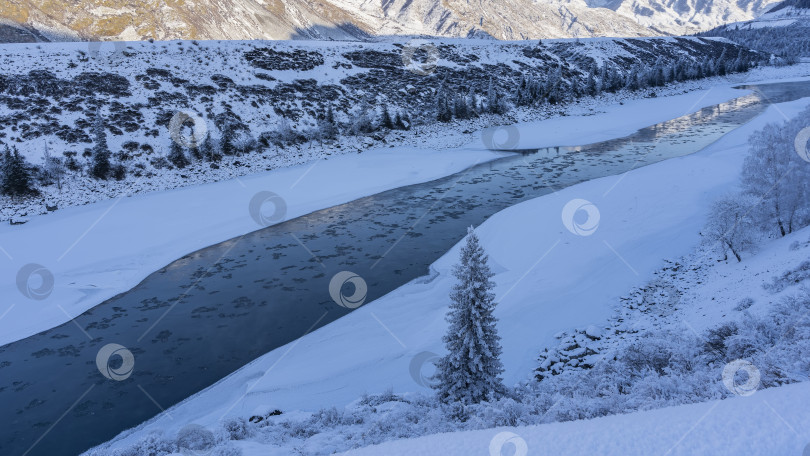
[112,432,175,456]
[734,297,755,311]
[175,424,216,452]
[222,417,251,440]
[764,260,810,293]
[206,443,243,456]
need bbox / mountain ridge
[0,0,779,43]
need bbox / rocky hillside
[0,37,762,222]
[0,0,778,43]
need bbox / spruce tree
[319,105,338,139]
[381,104,394,130]
[91,110,112,179]
[486,77,499,114]
[437,93,452,123]
[1,146,37,198]
[168,141,191,168]
[433,227,505,405]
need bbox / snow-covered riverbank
[84,85,810,453]
[0,80,761,347]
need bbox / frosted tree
[486,77,501,114]
[317,105,338,140]
[741,121,807,236]
[351,103,375,134]
[41,141,65,191]
[380,104,394,129]
[199,133,220,162]
[91,110,112,179]
[703,193,758,262]
[434,226,505,404]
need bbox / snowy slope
[85,83,810,454]
[341,381,810,455]
[715,0,810,29]
[606,0,776,35]
[0,36,756,223]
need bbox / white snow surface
[0,81,754,347]
[340,380,810,456]
[88,83,810,452]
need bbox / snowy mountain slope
[604,0,776,35]
[0,0,654,42]
[329,0,655,39]
[83,86,810,455]
[714,0,810,29]
[0,0,778,42]
[700,0,810,57]
[0,0,374,42]
[341,381,810,455]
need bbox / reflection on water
[3,82,810,456]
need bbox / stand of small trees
[700,22,809,60]
[0,145,38,198]
[704,106,810,261]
